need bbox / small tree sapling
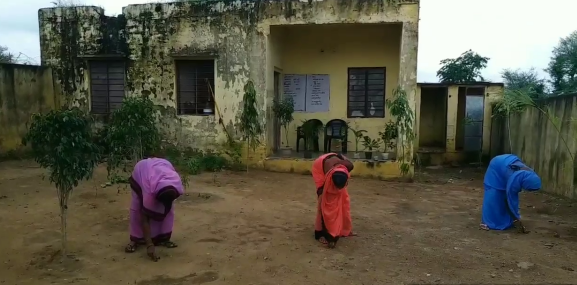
[23,108,100,259]
[239,80,263,170]
[104,97,161,183]
[272,96,295,149]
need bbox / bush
[158,144,230,176]
[104,97,162,180]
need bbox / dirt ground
[1,161,577,285]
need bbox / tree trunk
[60,204,67,258]
[60,193,69,259]
[246,143,250,172]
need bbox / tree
[239,80,263,171]
[271,96,294,147]
[437,49,490,83]
[546,30,577,94]
[386,88,415,177]
[0,46,15,63]
[501,68,547,99]
[23,108,100,259]
[104,97,161,182]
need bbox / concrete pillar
[445,86,459,152]
[397,21,419,178]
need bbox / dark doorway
[273,71,281,151]
[418,87,448,151]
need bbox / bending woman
[481,154,541,233]
[312,153,355,248]
[124,158,185,261]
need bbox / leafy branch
[492,89,574,161]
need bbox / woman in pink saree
[124,158,185,261]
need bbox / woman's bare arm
[323,155,354,173]
[140,211,153,245]
[339,155,354,172]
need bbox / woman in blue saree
[480,154,542,233]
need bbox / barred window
[89,61,125,114]
[175,60,215,115]
[347,67,386,118]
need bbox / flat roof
[417,82,504,87]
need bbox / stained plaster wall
[0,64,58,154]
[38,0,419,166]
[39,6,125,107]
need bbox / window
[89,61,125,114]
[347,67,386,118]
[176,60,215,115]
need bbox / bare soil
[1,160,577,284]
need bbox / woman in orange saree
[312,153,355,248]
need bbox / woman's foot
[160,241,178,248]
[479,223,490,231]
[125,242,137,253]
[318,237,328,245]
[345,231,357,237]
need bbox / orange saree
[312,153,353,247]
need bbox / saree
[481,154,541,230]
[129,158,185,244]
[312,153,352,244]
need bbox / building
[38,0,420,179]
[415,82,504,166]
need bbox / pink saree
[129,158,185,244]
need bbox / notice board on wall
[282,74,330,113]
[282,74,307,112]
[305,74,330,113]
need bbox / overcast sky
[1,0,575,83]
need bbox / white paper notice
[305,74,330,113]
[282,74,307,112]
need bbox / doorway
[455,87,485,152]
[273,71,281,151]
[418,87,448,151]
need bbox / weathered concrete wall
[39,6,125,107]
[38,0,419,167]
[0,64,58,154]
[495,94,577,198]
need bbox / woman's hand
[514,220,529,234]
[147,245,159,261]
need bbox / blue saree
[481,154,541,230]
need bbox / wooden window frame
[88,59,126,115]
[175,60,216,116]
[346,67,386,118]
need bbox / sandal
[161,241,178,248]
[318,237,328,245]
[125,243,137,253]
